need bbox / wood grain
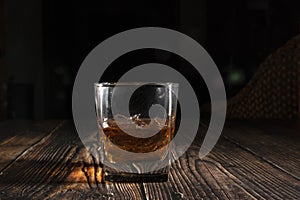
[211,138,300,199]
[142,145,257,200]
[142,136,300,200]
[0,120,299,199]
[224,120,300,179]
[0,121,145,200]
[0,120,61,171]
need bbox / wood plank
[0,121,145,200]
[1,120,300,199]
[142,144,258,200]
[142,123,300,200]
[0,120,61,171]
[48,151,145,200]
[210,138,300,199]
[223,120,300,179]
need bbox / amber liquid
[102,121,173,153]
[99,118,175,182]
[99,118,175,162]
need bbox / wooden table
[0,120,299,199]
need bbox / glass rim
[94,82,179,87]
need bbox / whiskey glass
[94,82,178,182]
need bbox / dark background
[1,0,300,120]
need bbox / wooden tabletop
[0,120,299,199]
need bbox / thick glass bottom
[104,171,169,183]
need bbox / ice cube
[130,114,151,127]
[114,114,133,124]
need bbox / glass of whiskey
[94,82,178,182]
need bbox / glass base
[104,171,169,183]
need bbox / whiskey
[101,120,174,153]
[94,83,178,182]
[99,117,175,163]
